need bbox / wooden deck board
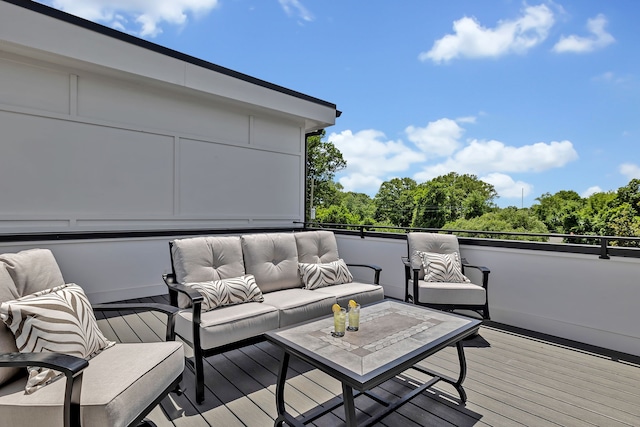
[105,297,640,427]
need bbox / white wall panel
[0,55,69,114]
[77,75,251,144]
[253,115,302,152]
[0,111,174,216]
[178,138,302,218]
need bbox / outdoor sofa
[162,230,384,403]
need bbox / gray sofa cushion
[313,282,385,307]
[0,341,184,427]
[295,230,340,263]
[241,233,301,293]
[262,289,335,328]
[171,236,246,308]
[176,302,279,349]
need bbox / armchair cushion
[185,274,264,312]
[0,342,184,427]
[0,283,115,394]
[0,248,65,298]
[0,265,20,386]
[298,259,353,290]
[417,251,470,284]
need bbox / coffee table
[264,299,481,427]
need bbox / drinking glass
[332,308,347,337]
[347,304,360,331]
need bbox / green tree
[373,177,417,228]
[531,190,583,233]
[341,192,376,224]
[306,130,347,219]
[411,173,497,228]
[445,207,548,241]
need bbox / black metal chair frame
[402,255,491,320]
[0,303,182,427]
[163,240,382,404]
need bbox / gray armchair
[0,248,184,427]
[402,232,490,320]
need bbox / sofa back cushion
[241,233,301,293]
[407,233,461,280]
[295,230,340,264]
[171,236,246,308]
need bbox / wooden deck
[98,296,640,427]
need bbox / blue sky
[37,0,640,207]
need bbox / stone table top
[267,300,476,379]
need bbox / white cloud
[338,174,383,194]
[581,186,603,198]
[46,0,220,37]
[620,163,640,180]
[481,173,533,199]
[328,129,426,194]
[414,139,578,181]
[278,0,314,22]
[420,4,554,63]
[455,139,578,172]
[329,129,426,176]
[553,14,615,53]
[405,118,464,157]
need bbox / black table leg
[274,351,290,427]
[454,340,468,403]
[342,383,357,426]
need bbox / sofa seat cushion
[176,302,279,349]
[0,342,184,427]
[242,233,301,293]
[412,280,486,305]
[262,289,335,328]
[312,282,385,307]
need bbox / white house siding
[0,1,336,302]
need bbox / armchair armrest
[0,352,88,427]
[461,258,490,290]
[0,351,88,374]
[345,263,382,285]
[401,256,422,303]
[93,302,179,341]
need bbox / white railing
[335,233,640,357]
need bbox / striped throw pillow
[417,251,471,283]
[0,283,115,394]
[298,259,353,290]
[185,274,264,312]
